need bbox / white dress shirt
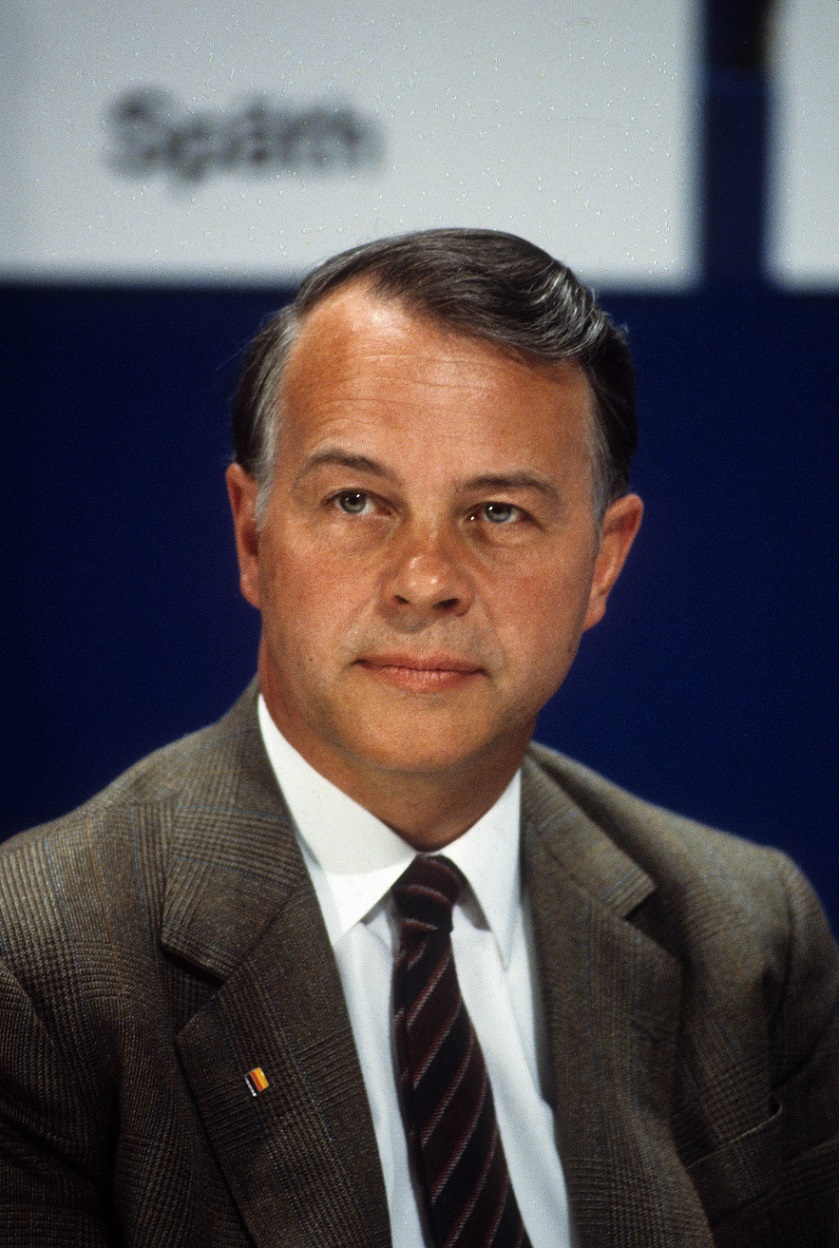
[258,696,574,1248]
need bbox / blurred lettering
[106,90,384,183]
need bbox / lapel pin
[245,1066,270,1096]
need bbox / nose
[380,524,474,621]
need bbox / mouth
[354,653,484,693]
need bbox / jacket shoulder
[526,739,795,895]
[0,685,267,967]
[2,684,262,857]
[523,740,839,987]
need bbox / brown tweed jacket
[0,684,837,1247]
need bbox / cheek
[259,536,371,646]
[489,561,594,674]
[499,557,594,631]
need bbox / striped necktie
[392,854,531,1248]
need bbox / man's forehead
[286,280,466,369]
[281,278,591,403]
[270,294,596,509]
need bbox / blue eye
[336,491,369,514]
[483,502,517,524]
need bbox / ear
[583,493,643,632]
[226,463,262,610]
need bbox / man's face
[228,283,641,806]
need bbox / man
[0,229,837,1248]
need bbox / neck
[324,756,522,850]
[260,701,527,853]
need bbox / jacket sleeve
[767,853,839,1240]
[0,958,116,1247]
[697,851,839,1247]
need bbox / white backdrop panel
[0,0,700,287]
[767,0,839,289]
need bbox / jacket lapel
[522,757,714,1248]
[160,688,391,1248]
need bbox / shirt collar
[258,695,523,966]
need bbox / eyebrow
[464,472,560,503]
[295,449,397,486]
[296,450,560,504]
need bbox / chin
[343,721,517,780]
[355,742,475,777]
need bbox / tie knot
[392,855,464,934]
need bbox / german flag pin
[245,1067,269,1097]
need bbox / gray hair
[232,228,637,521]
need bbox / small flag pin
[245,1067,269,1096]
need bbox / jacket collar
[161,684,391,1248]
[522,754,713,1247]
[160,682,306,979]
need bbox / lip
[359,653,483,673]
[355,653,484,692]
